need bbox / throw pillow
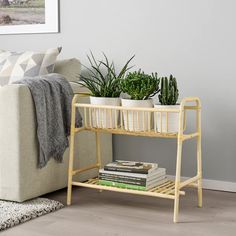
[0,47,62,86]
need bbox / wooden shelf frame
[67,95,202,223]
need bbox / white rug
[0,198,64,231]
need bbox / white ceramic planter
[90,97,121,128]
[121,99,153,131]
[154,104,180,133]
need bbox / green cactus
[158,75,179,105]
[121,70,160,100]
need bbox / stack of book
[98,160,167,191]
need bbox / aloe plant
[76,52,134,97]
[158,75,179,105]
[121,70,160,100]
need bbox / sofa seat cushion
[0,47,61,86]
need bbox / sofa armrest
[0,84,37,200]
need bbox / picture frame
[0,0,59,35]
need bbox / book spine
[99,176,146,186]
[99,173,146,183]
[104,166,149,174]
[98,180,146,191]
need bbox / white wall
[0,0,236,183]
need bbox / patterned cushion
[0,47,62,86]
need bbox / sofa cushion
[54,58,81,82]
[0,47,61,86]
[69,82,90,94]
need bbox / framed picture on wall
[0,0,59,34]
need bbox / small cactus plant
[158,75,179,105]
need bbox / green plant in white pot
[154,75,179,133]
[121,70,160,131]
[77,52,134,128]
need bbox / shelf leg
[197,108,202,208]
[96,131,102,193]
[173,104,184,223]
[96,131,102,168]
[67,95,77,205]
[173,138,183,223]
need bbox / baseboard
[167,175,236,193]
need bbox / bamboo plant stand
[67,95,202,223]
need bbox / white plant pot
[121,99,153,131]
[154,104,180,133]
[90,97,121,128]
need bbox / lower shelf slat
[72,178,185,200]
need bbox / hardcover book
[99,175,167,187]
[99,168,166,183]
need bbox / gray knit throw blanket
[14,73,82,168]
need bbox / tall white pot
[121,99,153,131]
[90,97,121,128]
[154,104,180,133]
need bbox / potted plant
[154,75,179,133]
[77,52,134,128]
[121,70,160,131]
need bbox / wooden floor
[2,187,236,236]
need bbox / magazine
[104,160,158,174]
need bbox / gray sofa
[0,58,112,202]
